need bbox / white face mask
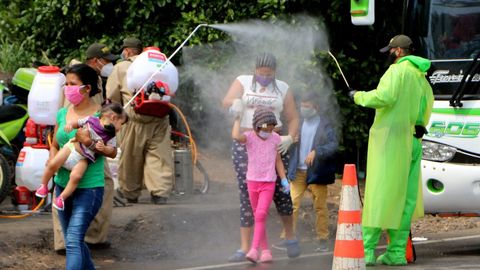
[300,107,317,119]
[100,62,114,77]
[258,131,271,139]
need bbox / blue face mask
[258,131,271,139]
[255,75,273,87]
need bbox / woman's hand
[64,123,74,133]
[278,135,293,155]
[229,98,244,119]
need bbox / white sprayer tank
[126,47,179,94]
[28,66,65,125]
[15,147,51,191]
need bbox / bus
[354,0,480,215]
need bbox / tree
[0,0,404,171]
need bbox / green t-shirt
[53,108,105,188]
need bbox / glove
[278,135,293,155]
[229,98,243,118]
[348,89,357,100]
[414,125,428,138]
[281,178,290,194]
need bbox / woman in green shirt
[52,64,116,269]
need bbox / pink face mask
[64,85,86,105]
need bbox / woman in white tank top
[222,53,301,261]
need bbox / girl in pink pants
[232,108,290,263]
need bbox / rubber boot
[377,229,409,266]
[362,226,381,266]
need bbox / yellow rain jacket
[354,55,433,229]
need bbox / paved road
[3,180,480,270]
[99,232,480,270]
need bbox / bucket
[126,47,179,94]
[15,146,51,191]
[173,149,193,195]
[28,66,65,125]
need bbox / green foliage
[0,37,34,73]
[0,0,405,168]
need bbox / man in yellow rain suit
[351,35,434,266]
[106,38,174,205]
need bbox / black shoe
[116,189,138,203]
[86,241,111,250]
[151,195,167,205]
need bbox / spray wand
[327,51,351,90]
[124,23,209,108]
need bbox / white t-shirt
[237,75,289,129]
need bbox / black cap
[121,37,143,50]
[86,43,118,61]
[379,35,413,53]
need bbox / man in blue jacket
[285,91,338,252]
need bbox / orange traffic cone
[385,230,416,263]
[406,232,416,263]
[332,164,366,270]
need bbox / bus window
[426,0,480,60]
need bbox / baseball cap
[122,37,143,50]
[379,35,413,53]
[86,43,118,61]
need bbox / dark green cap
[122,37,143,50]
[380,35,413,53]
[86,43,118,61]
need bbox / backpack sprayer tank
[14,66,63,210]
[124,24,209,196]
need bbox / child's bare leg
[58,159,88,200]
[40,147,71,187]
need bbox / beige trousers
[117,116,173,199]
[53,161,114,250]
[288,170,329,240]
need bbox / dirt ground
[1,148,480,270]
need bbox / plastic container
[11,67,37,102]
[14,186,31,211]
[15,146,51,191]
[28,66,65,125]
[126,47,179,94]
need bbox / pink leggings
[247,181,276,250]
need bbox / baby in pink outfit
[232,107,290,263]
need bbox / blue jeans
[56,185,104,270]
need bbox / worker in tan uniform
[106,38,173,205]
[53,43,118,253]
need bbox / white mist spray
[180,15,342,151]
